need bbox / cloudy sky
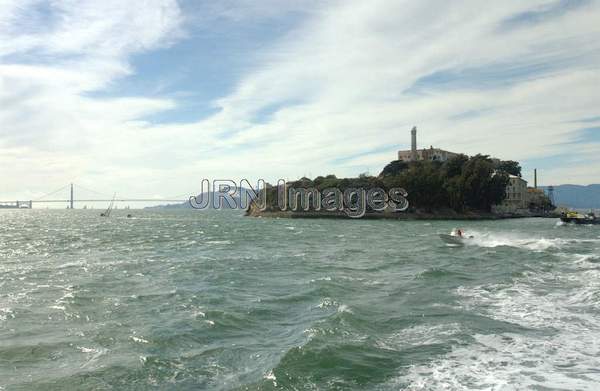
[1,0,599,205]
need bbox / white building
[492,174,529,214]
[397,127,461,162]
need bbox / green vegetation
[494,160,522,177]
[379,154,509,212]
[261,155,514,213]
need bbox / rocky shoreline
[245,203,558,220]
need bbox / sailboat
[100,194,116,217]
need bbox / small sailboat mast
[100,194,116,217]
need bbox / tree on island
[257,154,511,213]
[462,155,509,211]
[494,160,522,177]
[377,154,508,212]
[380,160,409,177]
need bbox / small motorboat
[560,211,600,225]
[440,228,474,246]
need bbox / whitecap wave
[463,231,597,251]
[376,323,462,351]
[397,255,600,389]
[401,332,600,390]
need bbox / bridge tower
[70,183,74,209]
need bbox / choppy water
[1,210,600,390]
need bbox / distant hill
[146,189,253,210]
[541,184,600,209]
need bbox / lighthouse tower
[411,126,418,161]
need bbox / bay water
[1,210,599,390]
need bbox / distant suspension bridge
[0,184,191,209]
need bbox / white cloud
[204,0,600,181]
[1,0,599,205]
[180,0,600,185]
[0,0,184,201]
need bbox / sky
[1,0,599,206]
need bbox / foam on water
[2,210,599,390]
[462,230,599,251]
[376,323,463,351]
[0,308,14,321]
[399,246,600,390]
[402,332,600,390]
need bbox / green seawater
[1,209,599,390]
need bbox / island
[247,128,554,220]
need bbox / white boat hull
[439,234,469,246]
